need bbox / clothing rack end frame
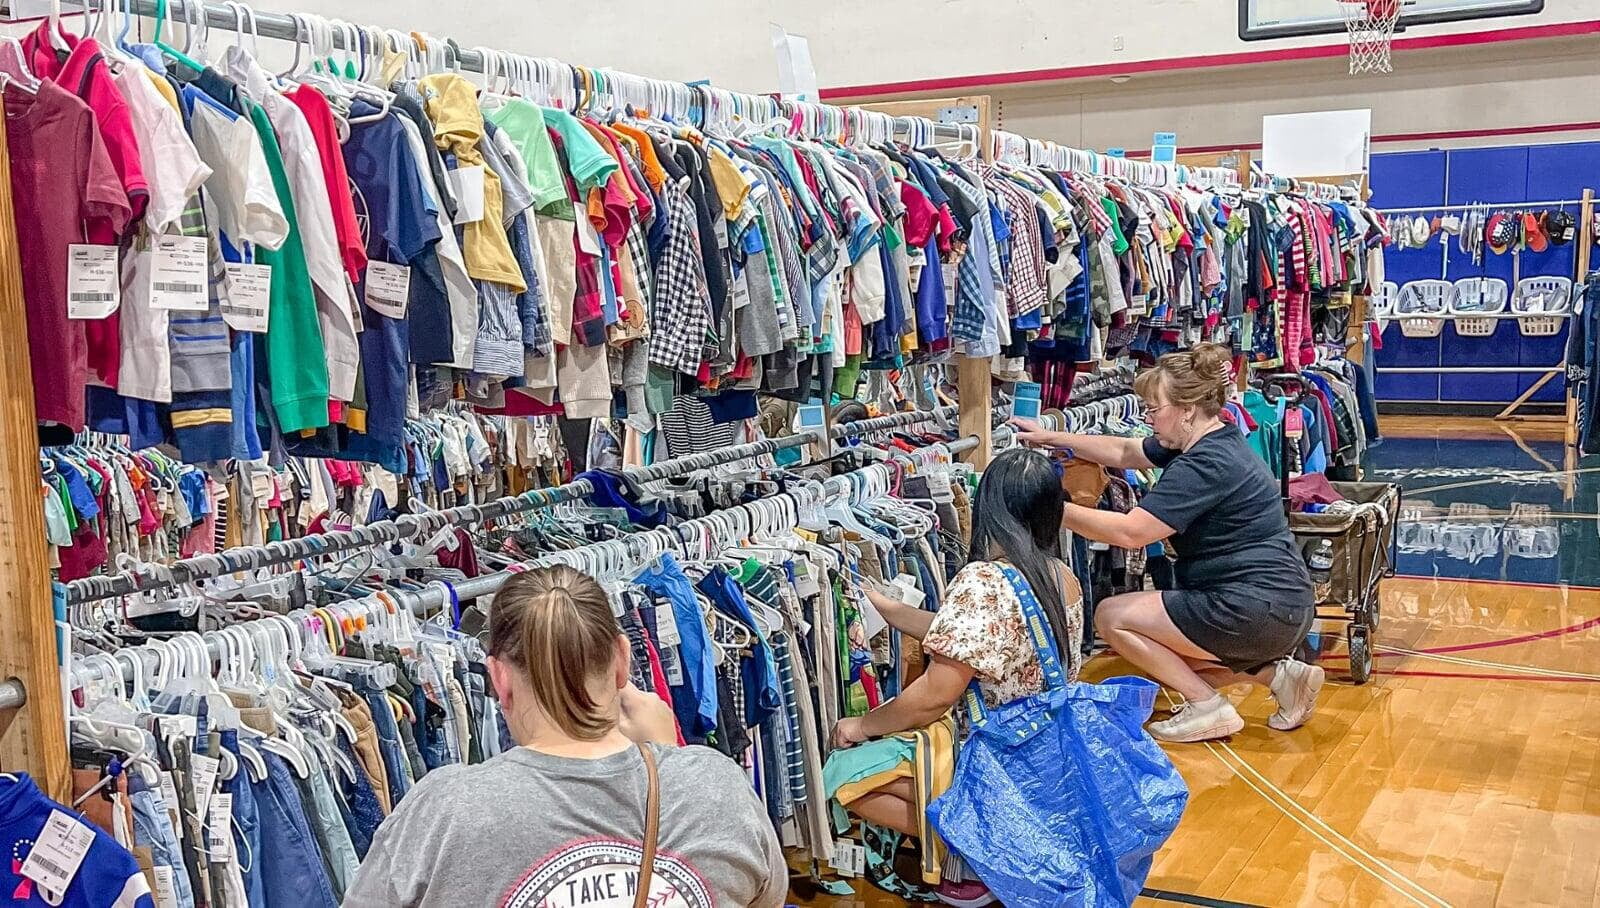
[0,103,69,801]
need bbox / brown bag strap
[634,742,660,908]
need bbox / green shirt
[483,99,569,217]
[246,99,329,433]
[541,107,618,197]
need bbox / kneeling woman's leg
[1094,591,1224,702]
[849,778,919,838]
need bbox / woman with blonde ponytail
[1011,344,1321,743]
[344,565,788,907]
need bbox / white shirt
[189,101,288,250]
[114,63,211,403]
[223,48,360,402]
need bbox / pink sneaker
[937,879,997,907]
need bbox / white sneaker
[1268,658,1325,731]
[1147,694,1244,743]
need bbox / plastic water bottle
[1307,539,1334,604]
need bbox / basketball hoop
[1337,0,1405,74]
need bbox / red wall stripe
[1112,120,1600,159]
[819,19,1600,101]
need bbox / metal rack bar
[63,407,960,605]
[1377,199,1590,214]
[68,426,1005,690]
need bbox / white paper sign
[857,589,888,639]
[148,236,210,311]
[20,811,95,896]
[448,165,486,225]
[221,263,272,332]
[67,244,121,319]
[364,261,411,319]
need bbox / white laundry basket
[1396,280,1450,338]
[1511,276,1573,337]
[1448,277,1508,337]
[1369,280,1399,330]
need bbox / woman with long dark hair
[825,447,1083,903]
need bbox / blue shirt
[339,101,442,472]
[0,775,155,908]
[636,555,719,740]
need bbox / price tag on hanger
[891,573,925,608]
[152,866,179,908]
[793,559,821,599]
[190,753,220,819]
[66,244,121,319]
[653,601,682,647]
[448,165,486,225]
[222,263,272,333]
[659,645,685,687]
[365,261,412,319]
[19,811,95,897]
[158,772,183,839]
[206,793,234,863]
[148,236,210,311]
[941,262,958,295]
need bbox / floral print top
[922,561,1084,708]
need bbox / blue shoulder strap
[961,564,1067,727]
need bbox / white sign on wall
[1262,108,1372,177]
[771,25,818,103]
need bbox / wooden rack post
[0,104,70,800]
[859,95,994,468]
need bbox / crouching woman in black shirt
[1012,344,1321,743]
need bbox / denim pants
[251,751,338,908]
[412,684,450,772]
[336,736,384,858]
[130,781,195,908]
[295,751,359,900]
[363,689,412,803]
[220,730,267,908]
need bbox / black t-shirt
[1139,429,1312,601]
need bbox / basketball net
[1338,0,1403,74]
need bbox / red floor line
[1392,573,1600,592]
[1375,669,1600,683]
[1317,611,1600,662]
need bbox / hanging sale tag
[221,263,272,333]
[364,261,411,319]
[152,866,178,908]
[448,165,486,225]
[190,754,220,818]
[66,244,121,319]
[207,793,234,863]
[148,236,210,311]
[653,602,682,647]
[20,811,95,897]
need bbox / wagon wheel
[1348,624,1372,685]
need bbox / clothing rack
[64,406,962,605]
[65,429,998,693]
[0,0,1068,797]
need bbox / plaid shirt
[983,169,1049,318]
[648,180,714,375]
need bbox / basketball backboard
[1239,0,1543,40]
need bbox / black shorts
[1162,587,1314,673]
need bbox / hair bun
[1188,343,1232,386]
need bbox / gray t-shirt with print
[343,743,788,908]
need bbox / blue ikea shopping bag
[927,566,1188,907]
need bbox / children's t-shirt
[0,774,154,907]
[5,81,130,430]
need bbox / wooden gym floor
[789,417,1600,907]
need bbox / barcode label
[19,811,94,894]
[66,244,119,318]
[149,236,209,311]
[222,263,271,332]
